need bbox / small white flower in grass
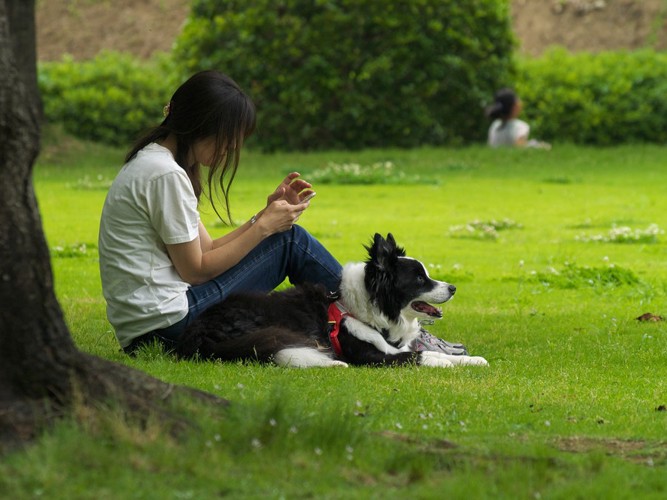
[314,447,323,456]
[214,384,221,390]
[544,421,551,427]
[269,418,277,427]
[289,426,298,434]
[236,383,245,389]
[214,434,221,442]
[251,438,262,449]
[345,445,354,454]
[395,422,403,429]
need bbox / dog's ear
[386,233,406,257]
[366,233,392,268]
[366,233,406,265]
[364,233,402,321]
[365,233,384,261]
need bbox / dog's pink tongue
[411,301,442,318]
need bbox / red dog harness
[327,302,347,357]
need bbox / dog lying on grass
[176,233,488,368]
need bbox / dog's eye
[416,275,425,285]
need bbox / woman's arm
[514,120,530,147]
[167,172,314,284]
[205,171,313,252]
[201,215,260,252]
[167,198,309,285]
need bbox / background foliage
[36,4,667,149]
[517,48,667,145]
[38,52,176,146]
[172,0,515,151]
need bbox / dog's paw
[274,348,349,368]
[456,355,488,366]
[329,360,349,368]
[418,351,454,368]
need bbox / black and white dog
[176,233,488,368]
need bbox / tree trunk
[0,0,224,450]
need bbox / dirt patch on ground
[553,436,666,466]
[35,0,667,61]
[36,0,189,61]
[512,0,667,56]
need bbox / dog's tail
[176,326,322,363]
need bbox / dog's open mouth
[411,301,442,318]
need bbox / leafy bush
[517,49,667,145]
[174,0,515,151]
[39,52,177,146]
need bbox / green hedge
[38,27,667,150]
[516,49,667,145]
[173,0,515,151]
[38,52,177,146]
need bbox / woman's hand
[267,172,315,206]
[255,199,309,236]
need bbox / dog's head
[363,233,456,323]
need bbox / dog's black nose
[448,284,456,294]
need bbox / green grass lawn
[2,130,666,498]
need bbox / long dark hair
[126,70,256,223]
[485,88,517,122]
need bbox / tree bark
[0,0,224,450]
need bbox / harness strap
[327,302,346,357]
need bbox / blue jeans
[124,225,342,353]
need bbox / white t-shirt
[98,143,200,347]
[488,119,530,147]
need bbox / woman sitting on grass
[486,88,529,147]
[98,70,466,357]
[485,88,550,149]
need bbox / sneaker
[411,329,468,355]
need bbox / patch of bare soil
[36,0,189,61]
[35,0,667,62]
[512,0,667,56]
[553,436,667,466]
